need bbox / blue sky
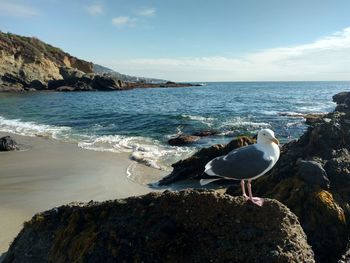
[1,0,350,81]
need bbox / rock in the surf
[0,136,18,151]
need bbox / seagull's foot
[249,197,264,207]
[242,193,249,200]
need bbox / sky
[0,0,350,81]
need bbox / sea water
[0,81,348,171]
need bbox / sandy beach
[0,132,166,254]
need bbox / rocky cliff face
[3,190,314,263]
[0,32,198,92]
[158,92,350,263]
[0,32,94,91]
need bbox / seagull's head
[257,129,279,145]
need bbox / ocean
[0,81,349,172]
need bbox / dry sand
[0,132,167,254]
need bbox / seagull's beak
[271,137,279,145]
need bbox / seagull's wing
[204,144,273,180]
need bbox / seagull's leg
[247,179,264,207]
[240,180,248,199]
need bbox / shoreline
[0,132,166,254]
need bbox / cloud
[102,27,350,81]
[112,16,137,27]
[111,7,155,29]
[0,0,38,18]
[136,7,156,17]
[86,3,103,16]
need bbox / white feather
[200,178,221,186]
[204,160,217,176]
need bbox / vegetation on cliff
[0,32,92,72]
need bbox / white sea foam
[286,121,303,127]
[0,116,194,174]
[0,116,71,139]
[181,114,215,126]
[279,111,327,117]
[259,110,279,116]
[219,117,270,129]
[78,134,195,171]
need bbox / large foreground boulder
[3,190,314,263]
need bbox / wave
[279,112,305,117]
[78,135,195,170]
[0,115,195,174]
[0,116,71,139]
[219,117,270,129]
[181,114,215,126]
[286,121,304,127]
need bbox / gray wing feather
[206,144,272,180]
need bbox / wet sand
[0,132,166,254]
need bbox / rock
[29,80,46,90]
[46,68,123,92]
[160,92,350,262]
[55,86,76,92]
[47,79,65,90]
[0,136,18,151]
[91,75,121,91]
[159,136,255,185]
[339,243,350,263]
[192,130,218,137]
[333,92,350,112]
[0,82,25,92]
[297,159,330,189]
[278,112,326,126]
[59,67,85,81]
[304,113,326,125]
[168,135,200,146]
[1,73,26,86]
[0,32,93,90]
[3,190,315,263]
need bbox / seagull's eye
[263,133,266,136]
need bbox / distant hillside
[0,31,198,92]
[93,64,167,83]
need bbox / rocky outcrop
[0,32,93,91]
[168,135,200,146]
[167,131,218,146]
[125,81,201,89]
[47,67,124,91]
[3,190,315,263]
[0,136,18,151]
[192,130,218,137]
[159,92,350,263]
[296,159,330,188]
[159,136,255,185]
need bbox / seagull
[200,129,280,206]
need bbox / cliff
[0,31,199,92]
[3,190,314,263]
[0,31,94,91]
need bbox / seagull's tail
[200,178,221,186]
